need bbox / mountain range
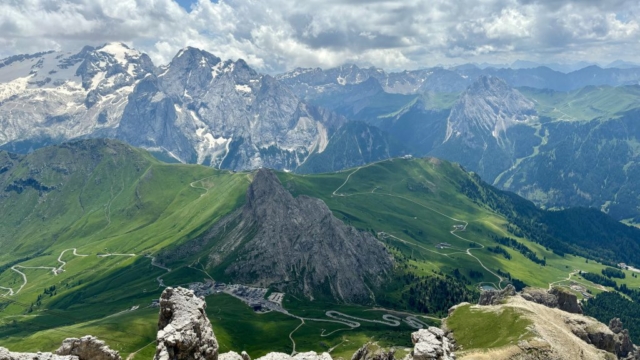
[2,43,640,223]
[0,44,348,171]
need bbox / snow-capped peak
[97,43,141,67]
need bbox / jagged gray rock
[477,284,516,305]
[116,47,344,170]
[608,318,638,359]
[548,287,582,314]
[255,352,331,360]
[610,318,624,334]
[0,348,76,360]
[161,168,393,303]
[433,75,539,181]
[154,287,218,360]
[521,287,582,314]
[350,343,395,360]
[411,328,455,360]
[220,352,244,360]
[218,351,251,360]
[0,336,120,360]
[520,287,558,308]
[55,336,121,360]
[219,351,252,360]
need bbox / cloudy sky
[1,0,639,72]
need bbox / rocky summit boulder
[0,349,76,360]
[608,318,638,358]
[154,287,219,360]
[219,351,251,360]
[477,284,516,305]
[255,352,332,360]
[521,287,582,314]
[548,287,582,314]
[55,336,121,360]
[411,327,455,360]
[350,343,395,360]
[0,336,120,360]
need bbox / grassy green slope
[0,139,250,356]
[280,157,640,291]
[520,85,640,121]
[2,143,639,358]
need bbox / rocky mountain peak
[160,168,392,302]
[245,168,289,210]
[0,43,342,172]
[444,75,536,143]
[169,46,222,70]
[75,43,155,106]
[222,168,393,301]
[155,287,218,360]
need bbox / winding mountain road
[1,248,125,297]
[332,161,505,289]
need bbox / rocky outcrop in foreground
[477,284,515,305]
[0,349,75,360]
[473,286,640,359]
[254,352,332,360]
[152,287,458,360]
[219,351,252,360]
[0,336,121,360]
[56,336,121,360]
[411,328,455,360]
[350,343,395,360]
[154,287,218,360]
[521,286,582,314]
[5,285,639,360]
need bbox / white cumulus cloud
[0,0,639,72]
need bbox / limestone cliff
[154,287,218,360]
[162,169,393,303]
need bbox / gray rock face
[55,336,121,360]
[444,76,536,144]
[219,352,244,360]
[433,76,538,180]
[477,284,516,305]
[608,318,638,359]
[0,348,76,360]
[0,45,344,172]
[154,287,218,360]
[350,343,395,360]
[255,352,331,360]
[116,47,344,170]
[0,336,120,360]
[0,43,154,150]
[520,287,558,308]
[566,317,617,353]
[163,168,393,303]
[548,287,582,314]
[521,287,582,314]
[219,351,251,360]
[222,169,392,302]
[411,328,455,360]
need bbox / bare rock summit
[154,287,219,360]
